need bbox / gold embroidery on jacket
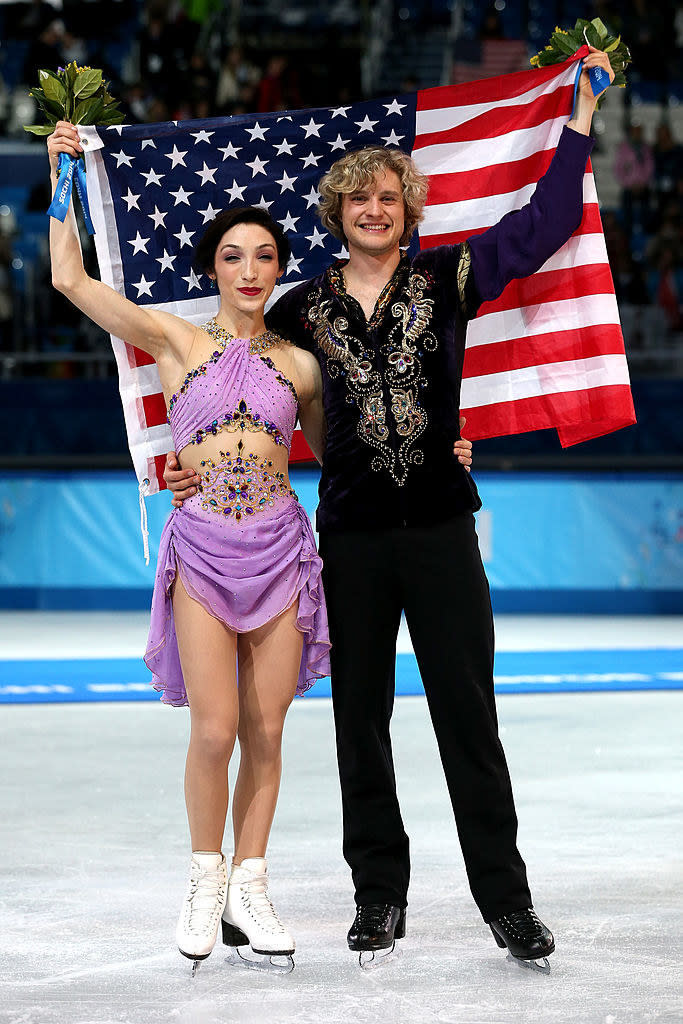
[310,267,440,486]
[457,241,472,317]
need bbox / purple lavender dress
[144,328,331,705]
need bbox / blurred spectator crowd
[0,0,681,384]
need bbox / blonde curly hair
[318,147,429,247]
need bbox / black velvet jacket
[267,126,594,532]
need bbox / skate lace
[356,904,395,929]
[241,872,285,933]
[185,865,226,935]
[501,909,543,939]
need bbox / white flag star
[255,195,274,212]
[148,205,168,229]
[301,116,324,138]
[182,268,203,293]
[218,141,242,160]
[329,133,350,152]
[140,167,164,187]
[300,151,322,168]
[106,124,125,134]
[286,253,304,275]
[333,246,349,260]
[127,231,150,255]
[276,170,298,193]
[132,275,155,297]
[191,129,214,144]
[174,225,195,248]
[112,150,134,168]
[303,186,321,209]
[306,226,327,249]
[277,115,293,122]
[224,179,248,202]
[355,115,379,133]
[140,138,156,150]
[156,249,177,273]
[382,130,405,147]
[331,106,351,118]
[165,145,188,168]
[198,202,219,223]
[195,162,218,185]
[245,122,269,142]
[278,211,300,233]
[246,155,269,177]
[274,138,295,156]
[170,185,194,206]
[383,99,407,116]
[122,188,140,211]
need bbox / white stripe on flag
[135,363,168,395]
[421,172,598,235]
[461,353,631,408]
[537,232,607,274]
[466,292,621,349]
[413,117,564,176]
[415,65,578,135]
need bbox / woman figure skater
[47,121,331,970]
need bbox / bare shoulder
[281,342,320,402]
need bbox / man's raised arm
[467,46,613,312]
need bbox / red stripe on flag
[478,263,616,317]
[126,342,156,368]
[557,386,636,445]
[289,429,316,463]
[142,392,167,429]
[153,453,169,491]
[463,324,625,378]
[416,49,587,110]
[461,383,635,445]
[420,204,604,248]
[425,149,556,205]
[413,87,573,149]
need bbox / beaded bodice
[169,321,298,454]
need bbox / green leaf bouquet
[23,63,124,233]
[530,18,631,107]
[23,62,125,136]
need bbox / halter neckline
[202,318,283,355]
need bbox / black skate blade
[506,952,551,974]
[225,948,295,975]
[358,941,401,971]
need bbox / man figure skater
[166,48,613,965]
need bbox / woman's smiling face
[211,222,283,312]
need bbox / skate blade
[505,952,551,974]
[225,948,295,975]
[358,941,401,971]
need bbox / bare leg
[232,600,303,861]
[173,573,239,852]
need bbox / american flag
[82,44,634,497]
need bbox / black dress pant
[319,513,532,922]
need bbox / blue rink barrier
[1,648,681,704]
[2,469,682,613]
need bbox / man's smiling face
[340,169,405,257]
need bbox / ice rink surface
[2,615,682,1023]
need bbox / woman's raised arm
[48,121,193,364]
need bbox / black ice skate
[347,904,406,968]
[489,907,555,973]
